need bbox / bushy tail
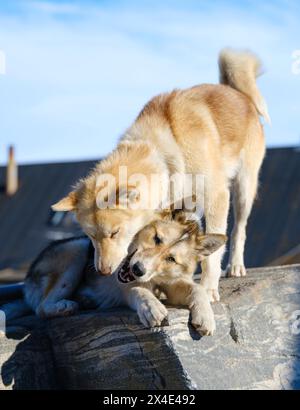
[218,48,271,124]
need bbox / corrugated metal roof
[0,160,97,269]
[268,244,300,266]
[227,147,300,268]
[0,147,299,271]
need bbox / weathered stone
[1,265,300,390]
[0,317,57,389]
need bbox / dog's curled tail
[218,48,271,124]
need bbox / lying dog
[52,49,269,303]
[23,212,226,335]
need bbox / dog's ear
[171,209,189,223]
[157,208,190,223]
[157,208,200,230]
[172,209,202,230]
[195,234,227,260]
[159,201,194,222]
[156,209,172,220]
[52,191,78,212]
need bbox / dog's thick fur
[23,212,226,335]
[53,48,268,302]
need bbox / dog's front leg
[163,280,216,336]
[123,285,168,328]
[201,187,230,302]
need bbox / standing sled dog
[53,48,269,303]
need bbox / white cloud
[0,0,299,164]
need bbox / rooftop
[0,147,299,276]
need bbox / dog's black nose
[132,262,144,277]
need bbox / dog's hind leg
[201,184,230,302]
[36,262,86,319]
[227,140,265,277]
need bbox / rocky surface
[1,265,300,390]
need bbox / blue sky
[0,0,299,165]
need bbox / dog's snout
[101,264,112,275]
[132,262,144,277]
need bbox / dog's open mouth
[117,251,136,284]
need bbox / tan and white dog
[53,49,268,302]
[22,211,226,335]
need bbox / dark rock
[1,265,300,390]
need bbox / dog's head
[52,188,157,275]
[117,210,227,285]
[51,142,164,275]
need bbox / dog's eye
[110,229,120,239]
[166,256,176,263]
[154,234,162,245]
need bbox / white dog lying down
[12,212,226,336]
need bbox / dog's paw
[205,288,220,303]
[55,300,79,316]
[191,308,216,336]
[227,264,247,278]
[137,298,168,328]
[37,299,79,318]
